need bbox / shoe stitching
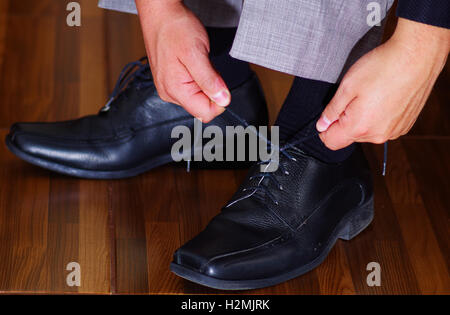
[200,179,365,273]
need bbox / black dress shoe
[171,143,374,290]
[5,58,268,179]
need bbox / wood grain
[0,0,448,294]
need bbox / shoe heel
[338,197,374,241]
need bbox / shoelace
[226,107,388,175]
[101,58,388,182]
[100,57,152,113]
[226,109,321,205]
[224,107,388,206]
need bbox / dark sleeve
[396,0,450,29]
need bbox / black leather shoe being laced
[5,58,268,178]
[171,143,374,290]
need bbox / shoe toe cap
[173,243,279,282]
[8,122,60,158]
[7,122,101,170]
[172,215,283,281]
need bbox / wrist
[135,0,181,9]
[391,18,450,60]
[135,0,183,26]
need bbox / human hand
[136,0,230,122]
[317,18,450,150]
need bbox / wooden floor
[0,0,448,294]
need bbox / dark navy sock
[206,27,252,90]
[275,76,355,163]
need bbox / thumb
[319,119,354,151]
[182,44,231,107]
[316,82,355,132]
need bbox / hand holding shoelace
[317,18,450,150]
[136,0,231,122]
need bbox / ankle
[207,27,252,89]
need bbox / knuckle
[201,112,215,123]
[163,81,180,100]
[390,134,401,141]
[320,135,334,150]
[156,85,169,101]
[193,40,208,55]
[372,135,388,144]
[164,81,177,94]
[159,94,170,103]
[327,106,340,119]
[353,124,369,138]
[197,76,215,91]
[400,127,412,137]
[202,117,213,124]
[327,142,339,151]
[154,80,166,97]
[156,89,168,101]
[340,80,353,96]
[184,41,206,60]
[181,43,196,58]
[158,89,171,103]
[187,45,198,60]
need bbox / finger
[182,44,231,107]
[319,117,354,151]
[163,61,222,121]
[174,80,225,122]
[316,81,356,132]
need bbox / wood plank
[48,1,80,122]
[0,130,50,292]
[112,175,150,294]
[376,141,449,294]
[0,0,449,295]
[0,0,111,293]
[104,10,145,90]
[342,144,421,294]
[79,0,108,116]
[77,179,111,293]
[146,222,182,294]
[0,0,9,76]
[77,1,111,293]
[6,0,57,17]
[45,175,80,292]
[315,243,356,295]
[402,139,450,266]
[409,66,450,137]
[0,6,56,128]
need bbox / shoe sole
[170,196,374,290]
[5,134,181,179]
[5,135,252,179]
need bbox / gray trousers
[98,0,394,83]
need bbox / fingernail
[316,115,331,132]
[211,90,230,107]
